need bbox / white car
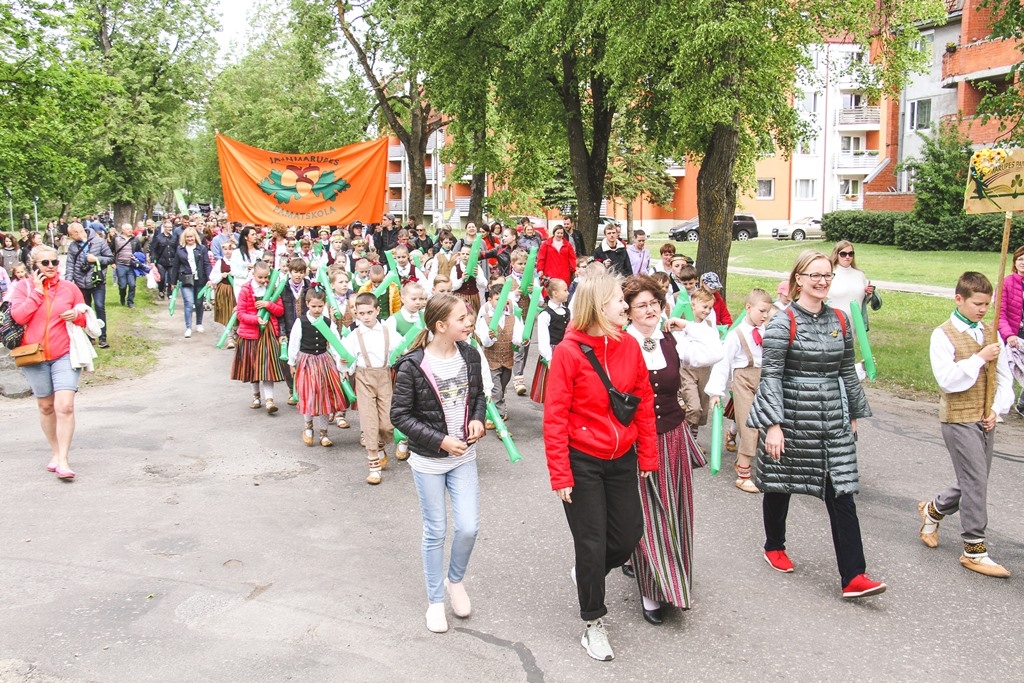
[773,217,822,241]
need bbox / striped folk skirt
[294,351,348,416]
[231,324,285,383]
[214,281,236,326]
[529,358,549,403]
[633,422,698,609]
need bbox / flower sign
[964,148,1024,214]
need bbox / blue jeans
[411,460,479,604]
[181,284,204,330]
[115,264,136,305]
[80,283,106,341]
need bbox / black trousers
[562,447,643,621]
[762,477,866,587]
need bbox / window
[795,179,816,200]
[909,99,932,130]
[914,32,935,66]
[840,178,861,197]
[840,136,863,153]
[842,92,865,109]
[798,138,817,155]
[756,179,775,200]
[800,92,819,113]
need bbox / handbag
[179,272,194,286]
[11,342,45,367]
[0,299,25,350]
[89,264,104,289]
[578,343,641,426]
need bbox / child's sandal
[319,430,333,447]
[302,423,315,446]
[250,395,261,409]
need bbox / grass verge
[80,278,160,386]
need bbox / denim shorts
[20,353,81,398]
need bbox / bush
[894,212,1024,251]
[822,210,902,245]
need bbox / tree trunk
[625,201,634,240]
[695,120,740,294]
[406,106,428,222]
[468,170,485,226]
[113,201,134,229]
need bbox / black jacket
[592,240,630,275]
[390,342,488,457]
[168,244,210,289]
[279,279,311,337]
[150,231,177,268]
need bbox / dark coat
[149,231,177,268]
[279,278,311,337]
[168,244,211,290]
[65,233,114,290]
[747,302,872,498]
[390,342,488,458]
[592,240,631,275]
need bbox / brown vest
[435,252,454,279]
[939,320,997,423]
[484,307,515,370]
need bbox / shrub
[894,212,1024,251]
[822,210,902,245]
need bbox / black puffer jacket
[747,302,871,498]
[391,342,488,457]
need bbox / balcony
[423,198,435,212]
[388,172,404,185]
[834,196,863,211]
[388,144,405,160]
[388,199,404,212]
[425,167,435,182]
[835,106,880,127]
[942,39,1019,88]
[453,197,471,213]
[834,150,881,170]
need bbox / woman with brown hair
[543,273,658,661]
[829,240,878,322]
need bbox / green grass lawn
[79,277,160,387]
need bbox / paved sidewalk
[729,267,955,298]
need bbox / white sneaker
[581,619,614,661]
[196,325,204,333]
[570,566,577,586]
[184,328,192,338]
[425,602,448,633]
[444,578,471,618]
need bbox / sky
[214,0,260,62]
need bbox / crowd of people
[5,209,1021,663]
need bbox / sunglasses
[838,250,854,257]
[38,259,59,267]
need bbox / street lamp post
[33,196,39,231]
[4,187,12,231]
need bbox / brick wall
[864,192,916,212]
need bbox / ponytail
[406,327,431,353]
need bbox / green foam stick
[196,283,211,301]
[216,312,237,348]
[709,401,723,475]
[412,252,421,268]
[671,292,694,321]
[520,246,539,289]
[257,276,287,326]
[311,315,357,365]
[521,280,544,345]
[488,278,515,334]
[340,374,357,404]
[389,319,425,365]
[317,265,342,314]
[168,283,181,316]
[373,271,400,298]
[848,302,877,380]
[291,383,298,403]
[279,337,289,361]
[385,248,398,274]
[464,234,483,278]
[486,400,522,463]
[394,427,406,444]
[728,310,746,333]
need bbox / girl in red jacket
[543,273,658,662]
[230,260,285,414]
[537,225,577,285]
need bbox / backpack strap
[835,308,847,338]
[786,308,797,347]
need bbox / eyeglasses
[800,272,835,282]
[838,250,854,258]
[630,299,661,311]
[37,259,58,267]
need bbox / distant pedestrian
[65,222,112,349]
[111,223,141,308]
[997,245,1024,413]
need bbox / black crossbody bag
[578,343,640,426]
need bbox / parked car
[772,217,823,241]
[668,214,758,242]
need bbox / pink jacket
[235,280,284,340]
[999,273,1023,341]
[10,277,86,360]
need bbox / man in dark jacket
[592,224,630,275]
[564,216,587,257]
[149,221,177,300]
[66,221,114,348]
[373,213,400,254]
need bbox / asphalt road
[2,313,1024,682]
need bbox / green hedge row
[823,210,1024,252]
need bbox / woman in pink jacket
[11,245,87,480]
[998,245,1024,414]
[230,260,286,414]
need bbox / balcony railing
[424,167,435,182]
[387,172,404,185]
[835,106,880,126]
[453,198,471,213]
[834,197,864,211]
[388,144,405,160]
[388,199,404,212]
[423,198,435,212]
[834,151,881,169]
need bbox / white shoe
[581,619,614,661]
[425,602,448,633]
[445,578,471,618]
[184,328,192,338]
[196,325,204,333]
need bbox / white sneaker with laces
[196,325,204,333]
[581,619,614,661]
[184,328,192,338]
[425,602,448,633]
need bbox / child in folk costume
[352,257,371,289]
[678,287,718,438]
[288,288,348,447]
[476,281,524,425]
[450,245,488,317]
[386,281,429,460]
[328,267,355,430]
[531,277,570,403]
[424,230,457,290]
[342,292,397,485]
[431,275,452,297]
[279,258,312,406]
[391,245,420,284]
[706,288,773,493]
[230,260,286,414]
[919,272,1015,578]
[209,240,238,348]
[507,249,533,396]
[358,264,401,319]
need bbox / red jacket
[543,326,658,490]
[537,238,577,284]
[712,291,732,326]
[10,277,86,360]
[236,281,284,339]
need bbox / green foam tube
[394,427,406,444]
[279,337,289,361]
[849,302,877,380]
[671,292,694,321]
[257,276,287,326]
[486,400,522,463]
[168,283,180,316]
[521,281,543,345]
[709,401,723,475]
[488,278,515,334]
[311,316,357,365]
[388,319,425,365]
[373,271,400,298]
[216,312,237,348]
[728,310,746,333]
[340,375,357,403]
[464,234,483,279]
[520,246,539,289]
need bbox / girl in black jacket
[390,293,487,635]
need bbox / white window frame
[839,178,861,197]
[795,179,816,200]
[756,178,775,200]
[909,98,932,131]
[914,31,935,67]
[798,137,817,155]
[840,136,863,153]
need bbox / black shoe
[98,339,109,349]
[158,292,165,300]
[642,606,663,626]
[621,564,635,579]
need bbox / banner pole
[993,210,1013,336]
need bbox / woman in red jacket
[230,260,286,414]
[543,273,658,662]
[536,225,577,285]
[11,245,87,479]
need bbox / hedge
[821,211,902,245]
[894,213,1024,251]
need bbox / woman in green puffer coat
[748,249,886,600]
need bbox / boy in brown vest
[919,272,1014,577]
[476,281,523,427]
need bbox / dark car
[668,214,758,242]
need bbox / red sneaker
[842,574,887,599]
[764,550,794,573]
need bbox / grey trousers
[513,341,530,380]
[490,366,512,414]
[934,422,995,541]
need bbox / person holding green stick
[230,261,286,414]
[476,280,524,426]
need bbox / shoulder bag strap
[578,343,616,393]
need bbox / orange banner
[216,134,388,226]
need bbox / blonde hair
[745,288,773,307]
[689,287,715,305]
[830,240,857,269]
[570,273,623,339]
[789,249,831,299]
[31,245,58,263]
[178,227,200,246]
